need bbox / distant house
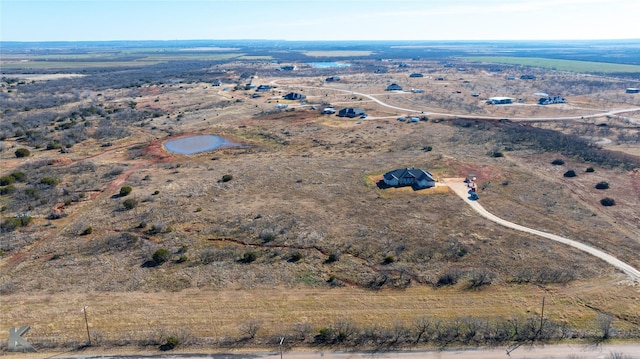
[212,79,222,86]
[386,83,403,91]
[471,93,480,97]
[487,97,514,105]
[283,92,306,100]
[256,85,271,92]
[538,95,567,105]
[383,168,435,189]
[337,108,366,118]
[520,75,536,80]
[411,88,425,93]
[277,65,296,71]
[326,76,340,82]
[626,88,640,94]
[409,73,423,78]
[397,62,409,68]
[322,108,336,114]
[435,77,445,81]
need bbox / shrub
[600,198,616,206]
[0,176,16,186]
[152,248,171,265]
[491,151,504,158]
[15,148,30,158]
[160,336,179,351]
[46,142,62,150]
[239,251,257,263]
[289,251,303,262]
[382,255,395,264]
[221,174,233,182]
[325,252,340,263]
[81,226,93,235]
[563,170,577,178]
[436,269,462,287]
[422,146,433,152]
[10,172,26,182]
[119,186,132,196]
[1,215,32,232]
[595,181,609,190]
[0,185,16,195]
[122,198,138,210]
[40,177,60,186]
[586,167,595,172]
[551,159,565,165]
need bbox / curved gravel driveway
[444,178,640,282]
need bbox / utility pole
[82,305,91,346]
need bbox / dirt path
[443,178,640,283]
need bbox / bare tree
[239,318,263,340]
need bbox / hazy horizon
[2,0,640,43]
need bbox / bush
[551,159,565,165]
[0,176,16,186]
[600,198,616,206]
[160,336,179,351]
[15,148,30,158]
[325,252,341,263]
[586,167,595,173]
[595,181,609,190]
[10,172,26,182]
[152,248,171,265]
[119,186,132,196]
[239,251,257,263]
[437,269,462,287]
[563,170,577,178]
[122,198,138,210]
[221,174,233,182]
[289,251,303,262]
[81,226,93,235]
[491,151,504,158]
[0,185,16,195]
[40,177,60,186]
[382,255,395,264]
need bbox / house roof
[384,168,434,182]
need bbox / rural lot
[1,40,640,355]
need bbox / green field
[462,56,640,73]
[0,52,251,69]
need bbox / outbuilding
[386,83,403,91]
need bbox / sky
[1,0,640,42]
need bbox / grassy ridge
[462,56,640,73]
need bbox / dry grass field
[1,56,640,352]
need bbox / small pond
[164,135,239,155]
[307,62,351,69]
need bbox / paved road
[48,343,640,359]
[443,178,640,282]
